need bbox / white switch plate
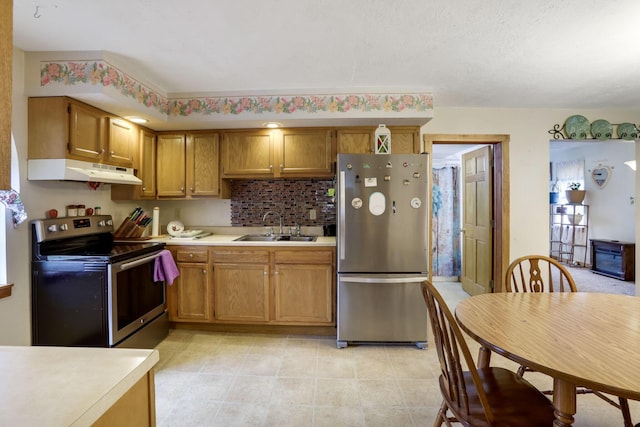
[309,209,317,220]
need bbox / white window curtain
[553,159,585,204]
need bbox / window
[552,159,585,204]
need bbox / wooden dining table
[455,292,640,427]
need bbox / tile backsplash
[230,179,335,227]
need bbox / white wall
[552,141,635,243]
[4,49,640,344]
[422,108,640,260]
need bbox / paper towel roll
[151,207,160,237]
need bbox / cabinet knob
[202,269,206,274]
[180,187,185,192]
[269,165,273,172]
[189,253,194,258]
[110,151,115,156]
[280,164,284,171]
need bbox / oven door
[108,251,166,346]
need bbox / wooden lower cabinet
[274,264,333,323]
[167,247,212,322]
[212,249,270,322]
[92,371,156,427]
[214,263,269,322]
[168,246,335,327]
[273,249,334,324]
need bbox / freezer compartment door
[337,274,428,348]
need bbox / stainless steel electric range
[31,215,168,348]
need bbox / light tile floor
[154,282,639,426]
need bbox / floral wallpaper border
[40,60,434,119]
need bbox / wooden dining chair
[505,255,635,427]
[421,280,555,426]
[505,254,577,293]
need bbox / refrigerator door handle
[340,276,428,284]
[339,170,346,260]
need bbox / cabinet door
[170,263,212,321]
[213,263,269,322]
[139,128,157,198]
[107,117,135,166]
[336,129,373,154]
[337,127,420,154]
[156,134,186,197]
[68,101,106,160]
[187,133,220,197]
[274,264,333,324]
[388,127,420,154]
[279,129,334,177]
[221,130,274,177]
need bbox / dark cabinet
[590,239,635,281]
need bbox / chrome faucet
[262,211,283,235]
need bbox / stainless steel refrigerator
[336,153,429,349]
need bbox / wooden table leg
[553,378,577,427]
[477,346,492,369]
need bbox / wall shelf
[550,204,589,266]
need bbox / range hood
[28,159,142,185]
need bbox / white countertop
[0,346,159,426]
[153,234,336,247]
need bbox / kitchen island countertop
[0,346,159,426]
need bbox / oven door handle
[118,252,163,271]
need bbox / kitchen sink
[234,234,317,242]
[276,235,317,242]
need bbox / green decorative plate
[617,122,638,140]
[565,115,590,139]
[590,119,613,140]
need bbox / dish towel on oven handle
[154,249,179,285]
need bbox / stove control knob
[107,219,113,226]
[47,225,57,232]
[59,224,68,231]
[98,220,106,227]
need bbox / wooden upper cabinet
[68,101,106,160]
[110,127,156,201]
[221,130,274,177]
[279,128,334,177]
[221,128,335,178]
[157,132,221,199]
[390,127,421,154]
[187,132,220,197]
[156,133,186,197]
[28,97,138,167]
[337,126,420,154]
[138,128,157,198]
[107,117,136,166]
[336,128,373,154]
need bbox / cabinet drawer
[275,250,333,264]
[175,248,209,263]
[212,249,269,264]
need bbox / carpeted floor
[564,265,636,295]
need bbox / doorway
[424,134,510,293]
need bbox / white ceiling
[12,0,640,111]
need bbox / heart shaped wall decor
[591,166,611,189]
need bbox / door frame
[423,134,510,293]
